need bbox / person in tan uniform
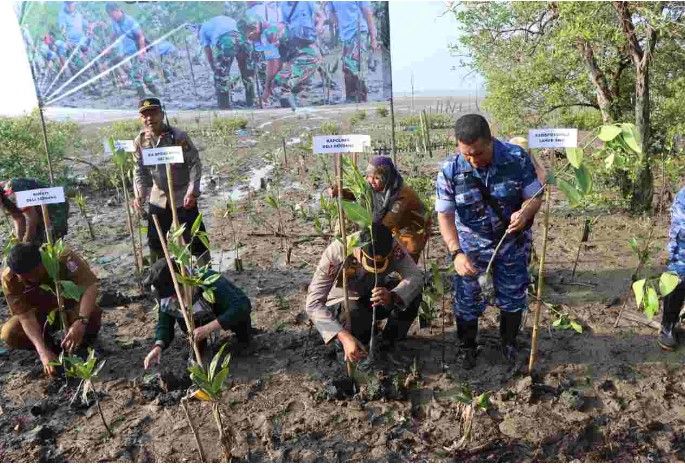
[305,224,423,362]
[131,97,209,264]
[0,243,101,375]
[331,156,431,262]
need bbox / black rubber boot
[457,319,478,370]
[659,281,685,350]
[500,310,523,363]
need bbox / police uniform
[132,98,208,262]
[435,138,542,361]
[305,236,422,346]
[200,16,255,109]
[0,248,101,350]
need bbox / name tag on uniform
[142,146,184,165]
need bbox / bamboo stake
[528,184,551,373]
[336,152,353,376]
[152,214,203,366]
[282,138,288,168]
[120,165,143,292]
[165,163,193,311]
[181,398,206,463]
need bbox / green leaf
[628,238,639,256]
[430,261,444,295]
[191,213,203,237]
[620,123,642,155]
[60,280,86,301]
[203,273,221,286]
[197,234,211,254]
[209,344,228,381]
[570,321,583,334]
[40,284,56,294]
[556,179,582,207]
[169,224,186,242]
[597,125,622,142]
[632,279,646,307]
[574,165,592,195]
[475,391,490,409]
[659,272,680,297]
[47,310,57,326]
[341,200,371,229]
[552,318,562,328]
[203,289,215,304]
[644,286,659,319]
[565,147,583,169]
[602,152,614,170]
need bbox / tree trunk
[630,64,653,212]
[578,41,617,123]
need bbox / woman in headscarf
[331,156,430,262]
[0,178,69,244]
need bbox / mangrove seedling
[446,385,491,450]
[221,198,244,272]
[188,343,234,461]
[632,272,680,320]
[73,191,95,239]
[51,348,113,438]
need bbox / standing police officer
[435,114,543,369]
[132,98,210,265]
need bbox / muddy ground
[2,99,685,462]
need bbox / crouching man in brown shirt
[1,243,101,375]
[305,224,423,362]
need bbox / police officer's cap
[138,97,163,113]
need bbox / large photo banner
[15,1,391,110]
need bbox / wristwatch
[75,316,89,325]
[449,249,464,261]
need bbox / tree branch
[613,1,644,64]
[542,102,600,116]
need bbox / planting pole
[183,36,198,97]
[165,164,193,311]
[40,204,68,340]
[152,214,203,366]
[282,138,288,168]
[181,398,206,463]
[528,183,551,373]
[119,165,144,292]
[336,152,353,376]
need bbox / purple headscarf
[366,156,404,223]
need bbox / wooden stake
[152,214,203,366]
[120,165,144,292]
[282,138,288,168]
[165,163,192,310]
[41,204,68,339]
[528,184,551,373]
[336,152,352,376]
[181,398,206,463]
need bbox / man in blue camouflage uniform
[436,114,543,369]
[329,1,378,103]
[199,15,255,109]
[105,2,158,98]
[659,186,685,350]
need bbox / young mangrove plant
[73,191,95,239]
[446,385,491,450]
[632,272,680,320]
[51,348,113,438]
[188,343,234,462]
[221,198,244,272]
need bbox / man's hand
[193,325,210,343]
[133,197,145,216]
[144,345,162,369]
[507,208,530,234]
[39,349,58,376]
[336,330,367,363]
[454,252,478,277]
[61,321,86,353]
[371,287,392,307]
[183,193,197,209]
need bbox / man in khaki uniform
[1,243,101,375]
[132,97,209,264]
[305,224,423,362]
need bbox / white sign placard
[142,146,184,165]
[312,134,371,154]
[15,187,65,208]
[103,139,135,156]
[528,128,578,149]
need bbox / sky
[0,0,484,116]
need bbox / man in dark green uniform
[132,97,209,264]
[142,258,252,368]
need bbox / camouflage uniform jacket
[133,125,202,209]
[668,186,685,276]
[305,240,422,344]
